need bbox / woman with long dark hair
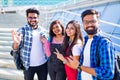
[54,20,84,80]
[40,20,66,80]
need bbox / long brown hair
[63,20,83,55]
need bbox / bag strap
[115,56,120,72]
[19,27,25,49]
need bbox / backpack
[114,56,120,80]
[10,45,25,70]
[96,37,120,80]
[10,27,25,70]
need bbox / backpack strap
[19,27,25,49]
[115,56,120,72]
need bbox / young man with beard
[11,8,47,80]
[67,9,115,80]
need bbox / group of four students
[11,7,115,80]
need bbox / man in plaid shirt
[11,8,47,80]
[67,9,115,80]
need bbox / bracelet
[63,59,66,64]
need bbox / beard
[85,26,97,35]
[28,21,38,28]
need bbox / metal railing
[40,9,120,52]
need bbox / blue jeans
[23,62,48,80]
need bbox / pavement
[0,52,51,80]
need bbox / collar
[84,30,103,41]
[33,27,38,30]
[25,23,41,32]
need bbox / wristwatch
[77,64,81,71]
[63,59,66,64]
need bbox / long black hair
[49,20,64,42]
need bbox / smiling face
[27,13,39,28]
[66,23,76,38]
[83,14,99,35]
[52,23,63,36]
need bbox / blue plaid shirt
[17,23,47,70]
[77,32,115,80]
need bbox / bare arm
[54,48,79,68]
[67,56,96,76]
[11,29,21,50]
[80,66,96,76]
[40,36,51,57]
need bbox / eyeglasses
[28,17,38,20]
[83,20,97,25]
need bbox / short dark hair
[81,9,100,21]
[26,7,39,17]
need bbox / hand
[40,36,47,43]
[11,29,21,44]
[54,48,65,61]
[67,56,80,69]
